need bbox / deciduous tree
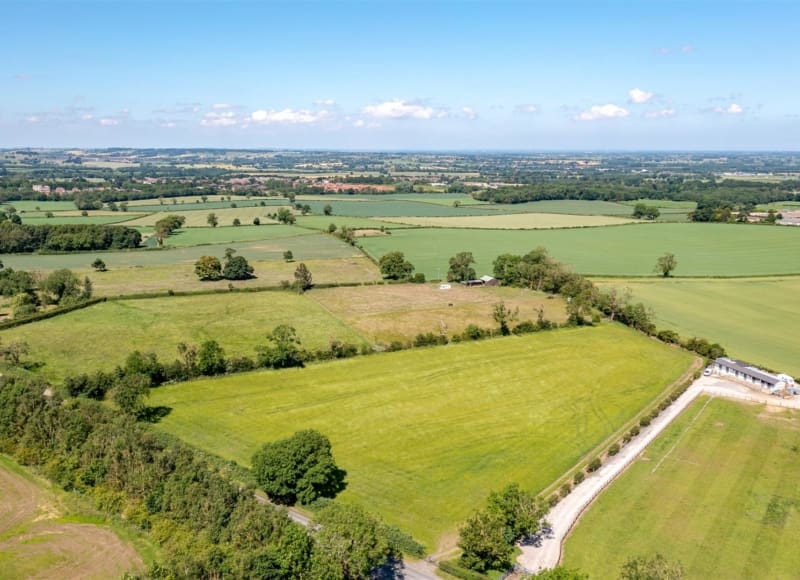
[251,430,347,505]
[379,251,414,280]
[654,253,677,277]
[447,251,476,282]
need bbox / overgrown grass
[149,324,694,550]
[564,398,800,578]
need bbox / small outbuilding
[713,357,780,389]
[480,275,499,286]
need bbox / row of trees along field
[474,177,800,207]
[0,222,141,253]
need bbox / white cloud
[99,118,119,126]
[201,111,237,127]
[314,99,336,107]
[515,104,539,114]
[24,115,40,123]
[353,119,365,128]
[712,103,744,115]
[461,106,478,120]
[212,103,232,110]
[574,104,629,121]
[681,45,695,54]
[644,108,676,119]
[628,88,654,104]
[160,121,177,128]
[362,99,438,120]
[250,108,329,124]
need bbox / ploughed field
[564,398,800,579]
[149,324,695,550]
[597,277,800,376]
[0,454,146,578]
[359,223,800,278]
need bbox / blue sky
[2,0,799,150]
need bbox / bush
[512,320,538,335]
[608,443,621,456]
[629,425,640,438]
[462,324,487,341]
[413,332,447,347]
[639,416,651,427]
[438,560,488,580]
[587,457,602,472]
[559,482,572,498]
[382,525,425,558]
[225,356,255,373]
[573,472,585,485]
[410,272,426,283]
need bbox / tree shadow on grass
[140,405,172,423]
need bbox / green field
[488,200,635,216]
[619,199,698,209]
[19,214,144,225]
[375,213,636,229]
[564,398,800,579]
[2,200,78,212]
[149,324,695,549]
[295,215,414,231]
[597,277,800,376]
[161,224,307,246]
[0,231,357,270]
[3,292,367,381]
[359,223,800,278]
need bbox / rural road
[517,375,800,573]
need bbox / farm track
[517,375,800,573]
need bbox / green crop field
[297,199,501,217]
[3,292,367,381]
[2,200,78,212]
[0,231,358,271]
[564,398,800,579]
[375,213,637,229]
[597,277,800,376]
[19,214,144,225]
[295,215,414,231]
[161,224,307,246]
[619,199,698,209]
[359,223,800,278]
[487,200,635,216]
[149,324,695,549]
[127,198,286,213]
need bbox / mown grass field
[486,200,635,216]
[3,292,368,381]
[375,213,637,229]
[162,224,304,246]
[19,214,145,225]
[0,231,357,270]
[360,223,800,278]
[311,284,567,344]
[597,277,800,376]
[295,215,414,231]
[0,454,148,578]
[564,398,800,579]
[149,325,695,550]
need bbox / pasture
[121,206,288,228]
[0,454,146,578]
[374,213,636,229]
[564,398,800,578]
[359,223,800,278]
[0,231,358,271]
[4,291,367,381]
[597,277,800,376]
[295,215,414,231]
[310,283,568,344]
[71,257,381,297]
[149,325,695,549]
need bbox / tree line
[0,222,141,253]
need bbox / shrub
[462,324,487,341]
[548,494,560,508]
[573,472,585,485]
[413,332,447,347]
[608,443,621,456]
[512,320,538,335]
[639,416,651,427]
[629,425,640,438]
[587,457,602,472]
[560,482,572,498]
[226,356,255,373]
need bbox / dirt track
[0,457,143,579]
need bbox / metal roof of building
[715,357,780,385]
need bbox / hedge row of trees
[0,222,141,253]
[474,178,800,207]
